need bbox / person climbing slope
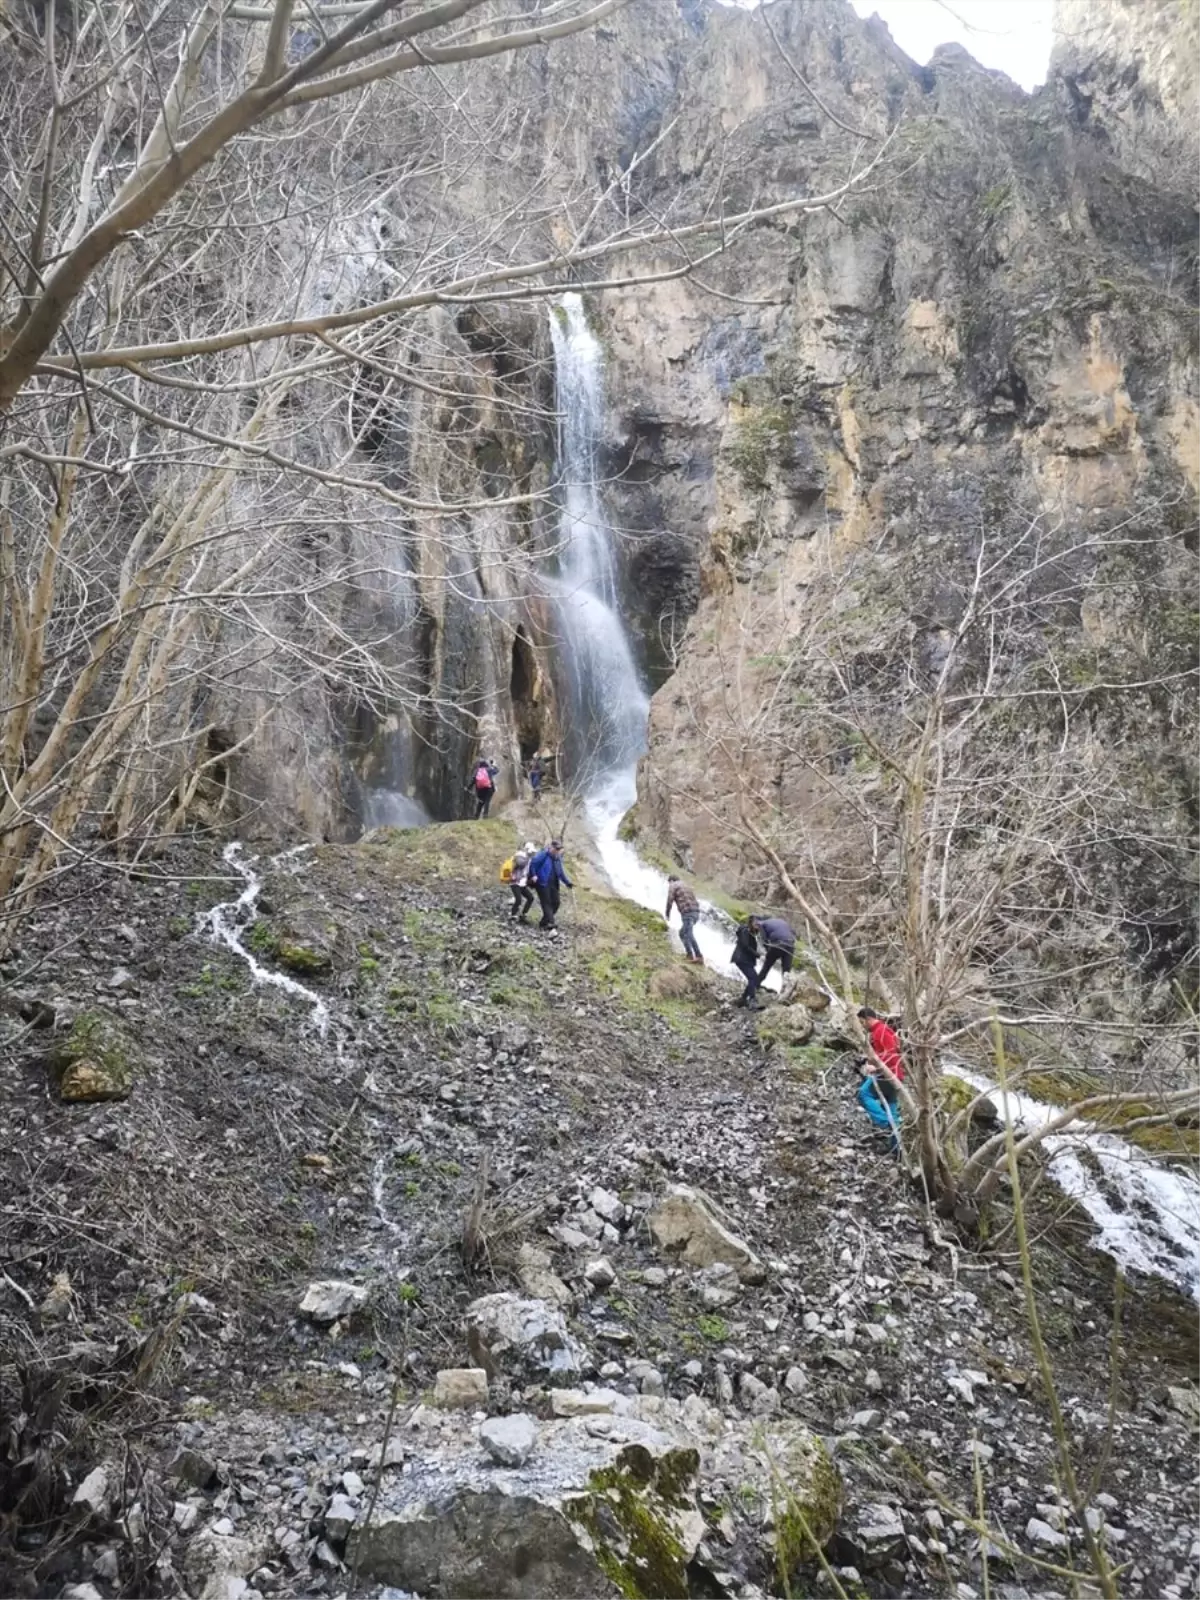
[855,1057,902,1155]
[858,1006,905,1092]
[750,913,795,999]
[731,917,761,1008]
[664,876,704,965]
[505,841,538,922]
[527,839,573,932]
[468,757,499,819]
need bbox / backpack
[474,762,493,791]
[499,856,515,884]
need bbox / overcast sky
[848,0,1054,91]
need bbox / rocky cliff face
[563,0,1198,1026]
[186,0,1195,1013]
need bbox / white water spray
[198,841,330,1034]
[949,1066,1200,1302]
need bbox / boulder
[647,1186,766,1284]
[324,1493,359,1542]
[480,1413,538,1467]
[516,1243,572,1308]
[298,1280,370,1324]
[754,1004,814,1049]
[183,1527,269,1600]
[465,1293,589,1386]
[349,1408,703,1599]
[551,1388,620,1417]
[433,1368,489,1409]
[584,1257,617,1289]
[50,1011,136,1102]
[345,1392,840,1598]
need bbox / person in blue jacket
[855,1058,901,1155]
[528,839,573,931]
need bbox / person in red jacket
[858,1006,905,1087]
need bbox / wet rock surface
[0,823,1196,1598]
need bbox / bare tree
[0,0,898,949]
[649,487,1198,1214]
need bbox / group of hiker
[467,755,544,819]
[473,753,906,1151]
[502,839,573,932]
[671,877,907,1153]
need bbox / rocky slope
[1,820,1197,1598]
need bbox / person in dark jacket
[665,876,703,964]
[731,918,761,1007]
[467,758,499,819]
[751,914,795,996]
[528,839,573,931]
[527,755,544,806]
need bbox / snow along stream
[949,1066,1200,1302]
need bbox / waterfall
[547,295,752,979]
[548,295,650,818]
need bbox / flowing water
[548,295,753,979]
[949,1067,1200,1302]
[197,842,330,1034]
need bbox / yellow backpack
[499,856,515,884]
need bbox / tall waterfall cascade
[548,294,745,977]
[547,295,649,811]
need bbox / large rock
[465,1293,588,1386]
[349,1411,703,1598]
[754,1004,814,1049]
[516,1243,572,1308]
[479,1414,538,1468]
[348,1392,839,1598]
[434,1368,489,1410]
[298,1280,369,1324]
[182,1527,268,1600]
[647,1186,766,1284]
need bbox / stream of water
[948,1067,1200,1302]
[548,294,756,980]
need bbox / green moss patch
[50,1010,137,1101]
[362,819,518,885]
[565,1444,701,1599]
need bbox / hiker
[855,1058,901,1154]
[731,917,761,1007]
[527,754,544,806]
[528,838,573,932]
[664,876,704,965]
[858,1006,905,1092]
[505,840,538,922]
[467,757,499,819]
[751,913,796,996]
